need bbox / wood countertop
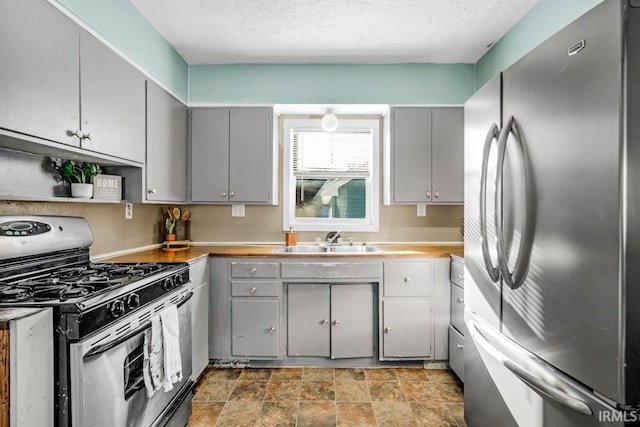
[98,244,464,264]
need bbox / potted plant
[165,217,176,241]
[58,160,102,198]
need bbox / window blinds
[292,131,372,178]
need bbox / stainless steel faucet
[325,231,342,245]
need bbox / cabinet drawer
[383,261,432,297]
[231,262,278,278]
[450,284,465,335]
[231,281,279,297]
[450,257,464,288]
[448,326,464,382]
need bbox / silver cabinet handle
[458,274,464,282]
[229,192,235,197]
[426,191,432,198]
[70,129,82,138]
[250,267,257,274]
[434,191,440,198]
[322,319,329,325]
[82,132,92,141]
[457,344,464,349]
[404,277,411,283]
[384,327,392,334]
[456,297,464,304]
[495,116,534,290]
[269,326,276,333]
[480,122,501,282]
[221,192,227,197]
[147,188,157,194]
[250,287,257,294]
[334,320,341,325]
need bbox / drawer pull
[458,274,464,282]
[269,326,276,333]
[457,344,464,349]
[456,298,464,304]
[322,319,329,325]
[250,267,257,274]
[384,327,392,334]
[404,277,411,283]
[250,287,257,294]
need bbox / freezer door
[465,310,623,427]
[463,74,502,329]
[500,0,623,403]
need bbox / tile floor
[188,367,466,426]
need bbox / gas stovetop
[0,262,172,304]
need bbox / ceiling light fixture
[321,110,338,132]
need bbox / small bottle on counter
[285,227,297,246]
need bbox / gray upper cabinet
[387,107,463,204]
[0,0,146,164]
[145,81,187,202]
[0,0,80,147]
[190,107,277,204]
[79,32,145,163]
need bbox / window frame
[283,118,380,232]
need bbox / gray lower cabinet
[231,299,280,358]
[190,258,209,380]
[288,284,374,359]
[190,107,277,204]
[449,255,465,381]
[386,107,463,204]
[380,260,434,360]
[145,80,187,202]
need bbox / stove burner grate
[0,285,33,302]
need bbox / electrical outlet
[417,204,427,217]
[125,203,133,219]
[231,204,245,217]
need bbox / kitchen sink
[276,245,383,254]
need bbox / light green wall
[476,0,604,88]
[53,0,189,101]
[189,63,475,105]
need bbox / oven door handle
[83,291,194,359]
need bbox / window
[283,118,379,232]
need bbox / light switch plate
[125,203,133,219]
[231,204,245,217]
[417,204,427,217]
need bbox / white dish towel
[160,304,183,391]
[143,314,164,398]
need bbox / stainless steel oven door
[69,288,193,427]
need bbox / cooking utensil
[172,207,181,220]
[182,210,191,221]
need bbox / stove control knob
[174,274,184,285]
[163,277,175,291]
[127,293,140,309]
[110,300,126,318]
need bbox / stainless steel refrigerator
[464,0,640,425]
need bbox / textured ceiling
[132,0,537,65]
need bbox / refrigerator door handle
[504,360,593,416]
[479,122,501,282]
[495,116,534,290]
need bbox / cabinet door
[0,0,79,147]
[146,81,187,202]
[431,108,464,203]
[287,285,330,357]
[79,32,145,163]
[229,108,273,203]
[382,299,431,358]
[331,284,374,359]
[231,299,279,358]
[191,281,209,379]
[391,107,432,203]
[190,108,230,202]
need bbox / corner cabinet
[384,107,463,204]
[190,107,278,205]
[0,0,145,164]
[145,81,187,202]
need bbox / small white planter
[70,183,93,199]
